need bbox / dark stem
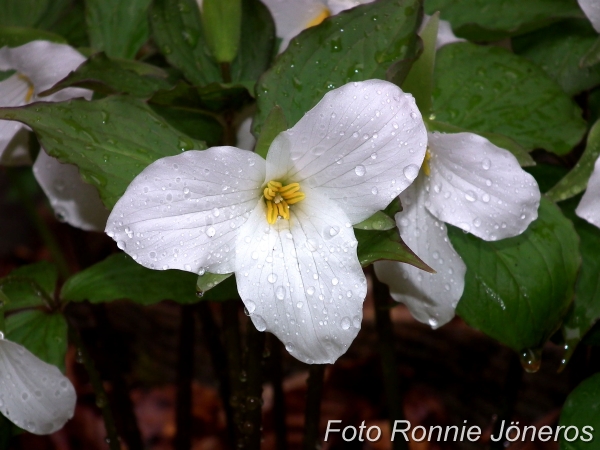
[243,319,266,449]
[68,324,120,450]
[222,300,243,445]
[220,62,232,84]
[195,302,236,444]
[268,336,288,450]
[302,364,326,450]
[175,305,195,450]
[372,273,408,450]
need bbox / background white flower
[576,155,600,228]
[106,80,427,364]
[0,41,109,231]
[578,0,600,33]
[0,337,76,434]
[375,132,541,328]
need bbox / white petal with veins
[576,156,600,227]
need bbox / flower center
[306,7,331,28]
[263,180,305,224]
[17,74,35,103]
[422,149,432,176]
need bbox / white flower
[576,155,600,227]
[106,80,427,364]
[0,40,109,231]
[578,0,600,33]
[0,336,76,434]
[260,0,376,52]
[419,14,465,49]
[375,132,541,328]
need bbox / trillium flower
[0,40,109,230]
[375,132,541,328]
[578,0,600,33]
[576,155,600,228]
[106,80,427,363]
[0,335,76,434]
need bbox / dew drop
[331,278,339,286]
[246,300,256,313]
[275,286,286,300]
[267,273,278,284]
[341,317,351,330]
[253,315,267,332]
[354,165,366,176]
[403,164,419,181]
[206,226,216,237]
[117,240,126,250]
[482,158,491,170]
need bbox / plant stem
[220,62,232,84]
[372,273,408,450]
[243,319,265,450]
[222,300,243,445]
[302,364,325,450]
[268,335,287,450]
[68,324,120,450]
[175,305,195,450]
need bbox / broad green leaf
[254,105,287,159]
[0,0,71,29]
[6,311,68,371]
[402,12,439,115]
[196,272,239,301]
[452,198,580,352]
[581,36,600,68]
[356,228,433,271]
[254,0,421,134]
[559,373,600,449]
[559,197,600,366]
[0,26,67,47]
[513,20,600,95]
[548,119,600,202]
[427,120,535,167]
[46,1,89,48]
[354,211,396,231]
[0,262,58,312]
[85,0,151,59]
[433,43,586,155]
[424,0,583,42]
[150,104,223,148]
[61,253,200,304]
[40,53,172,99]
[0,96,206,209]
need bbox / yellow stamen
[17,74,35,102]
[423,149,432,177]
[264,180,305,224]
[306,7,330,28]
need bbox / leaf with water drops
[6,311,68,372]
[86,0,151,59]
[547,118,600,202]
[254,105,287,159]
[0,26,67,47]
[196,272,238,301]
[451,198,580,353]
[39,53,173,99]
[61,253,232,304]
[559,373,600,449]
[433,42,586,155]
[0,96,206,209]
[424,0,583,42]
[353,211,396,231]
[254,0,421,134]
[0,262,57,313]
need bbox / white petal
[266,80,427,224]
[374,179,465,328]
[327,0,375,15]
[419,15,466,49]
[576,156,600,228]
[425,132,540,241]
[33,150,110,231]
[0,41,88,94]
[0,339,75,435]
[106,147,266,274]
[260,0,329,51]
[236,117,256,151]
[235,188,366,364]
[0,74,30,163]
[579,0,600,33]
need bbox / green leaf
[0,262,58,312]
[61,253,200,304]
[0,26,67,47]
[513,19,600,95]
[6,311,68,371]
[254,105,287,158]
[424,0,583,42]
[433,43,586,155]
[0,0,71,29]
[427,120,536,167]
[559,197,600,366]
[402,12,439,115]
[85,0,151,59]
[46,1,89,48]
[40,53,173,99]
[0,96,206,209]
[581,36,600,68]
[559,373,600,449]
[196,272,239,301]
[201,0,241,63]
[353,211,396,231]
[451,198,580,352]
[150,104,223,148]
[548,118,600,202]
[356,228,433,271]
[254,0,422,134]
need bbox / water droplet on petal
[246,301,256,313]
[341,317,351,330]
[253,315,267,332]
[354,165,366,176]
[482,158,491,170]
[276,286,286,300]
[403,164,419,181]
[267,273,278,284]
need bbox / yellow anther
[17,74,35,102]
[264,180,305,224]
[423,149,432,177]
[306,7,330,28]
